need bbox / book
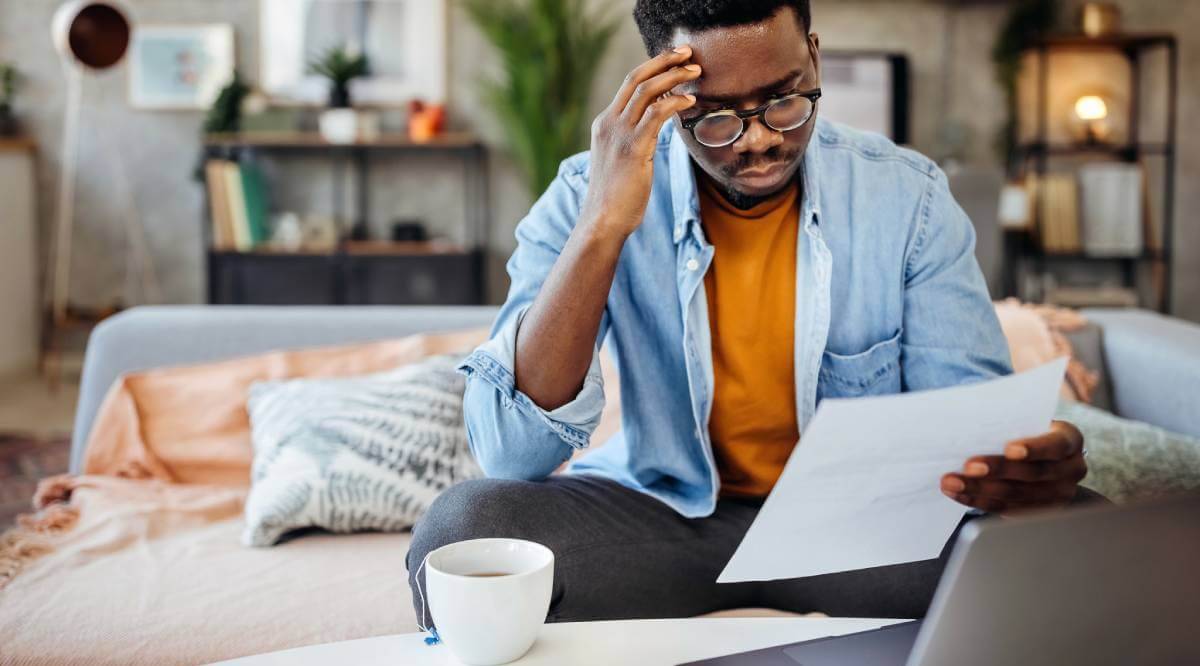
[1036,174,1080,254]
[223,161,252,251]
[239,162,270,246]
[1078,163,1143,257]
[205,160,234,250]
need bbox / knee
[407,478,544,570]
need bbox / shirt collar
[667,119,826,245]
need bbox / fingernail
[684,64,702,72]
[964,462,989,477]
[684,94,696,102]
[942,477,965,493]
[1007,445,1028,460]
[673,46,691,55]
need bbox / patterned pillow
[1058,400,1200,504]
[242,354,482,547]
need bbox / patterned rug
[0,433,71,529]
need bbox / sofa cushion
[243,354,482,547]
[1057,400,1200,504]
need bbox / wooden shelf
[203,131,482,150]
[1016,142,1172,157]
[1030,33,1176,51]
[0,136,36,153]
[209,240,470,258]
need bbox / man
[409,0,1092,622]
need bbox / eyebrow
[691,68,807,105]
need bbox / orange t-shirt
[699,176,800,498]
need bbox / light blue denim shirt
[458,118,1012,518]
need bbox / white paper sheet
[717,358,1069,583]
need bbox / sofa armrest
[1082,308,1200,439]
[71,305,500,473]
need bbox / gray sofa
[70,305,1200,474]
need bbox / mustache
[720,149,802,179]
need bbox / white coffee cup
[425,538,555,666]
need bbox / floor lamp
[48,0,159,325]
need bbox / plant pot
[318,108,358,145]
[328,85,351,109]
[0,106,17,136]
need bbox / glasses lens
[693,113,744,147]
[763,96,815,132]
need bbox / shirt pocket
[818,330,903,400]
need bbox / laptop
[680,492,1200,666]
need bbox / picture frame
[129,24,236,110]
[259,0,448,106]
[819,51,910,144]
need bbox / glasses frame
[681,88,823,148]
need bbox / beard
[710,148,804,210]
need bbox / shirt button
[686,259,700,271]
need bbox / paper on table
[717,357,1069,583]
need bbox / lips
[736,162,786,178]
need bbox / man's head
[633,1,820,208]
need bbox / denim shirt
[458,119,1012,518]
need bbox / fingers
[941,472,1078,514]
[961,454,1088,484]
[1005,421,1083,462]
[611,45,696,112]
[634,93,696,142]
[622,64,702,124]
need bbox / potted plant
[309,45,369,109]
[0,63,20,136]
[464,0,620,197]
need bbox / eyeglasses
[681,88,822,148]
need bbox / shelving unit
[201,132,490,306]
[1003,33,1178,313]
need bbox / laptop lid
[909,492,1200,666]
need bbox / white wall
[0,147,40,376]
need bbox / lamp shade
[52,0,132,70]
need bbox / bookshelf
[1003,33,1178,313]
[200,132,490,305]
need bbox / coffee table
[212,617,904,665]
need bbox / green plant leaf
[463,0,619,196]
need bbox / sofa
[5,304,1192,664]
[70,305,1200,472]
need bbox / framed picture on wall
[819,51,910,144]
[259,0,448,106]
[129,24,236,110]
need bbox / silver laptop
[681,492,1200,666]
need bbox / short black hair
[633,0,812,56]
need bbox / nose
[732,116,783,155]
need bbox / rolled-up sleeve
[901,168,1013,391]
[457,157,609,481]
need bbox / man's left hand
[941,421,1087,515]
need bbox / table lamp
[1073,94,1112,145]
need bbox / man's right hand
[580,46,700,237]
[511,47,699,411]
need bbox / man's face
[669,8,821,202]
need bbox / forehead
[670,9,811,100]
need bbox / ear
[808,32,822,86]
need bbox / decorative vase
[0,106,17,136]
[318,108,358,145]
[1081,3,1121,38]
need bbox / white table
[214,617,904,665]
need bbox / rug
[0,433,71,529]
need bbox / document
[717,358,1069,583]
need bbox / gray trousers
[407,475,1106,625]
